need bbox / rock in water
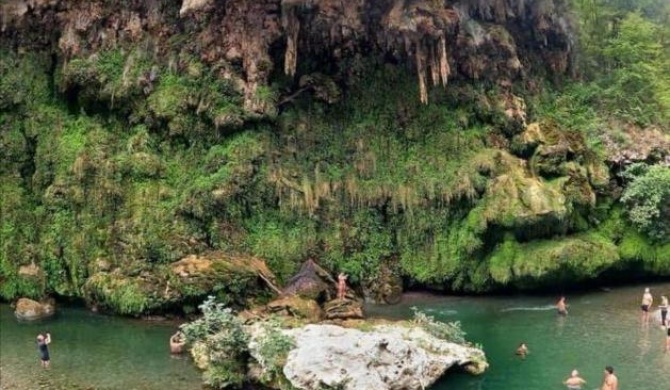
[282,324,487,390]
[14,298,55,321]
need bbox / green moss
[83,272,151,315]
[487,233,620,287]
[0,50,52,110]
[619,229,670,274]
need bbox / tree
[621,164,670,242]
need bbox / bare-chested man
[557,296,568,316]
[601,366,618,390]
[641,287,653,323]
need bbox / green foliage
[254,319,296,387]
[181,296,247,344]
[0,50,51,111]
[486,233,620,287]
[83,273,150,315]
[570,1,670,125]
[621,163,670,241]
[180,296,249,389]
[411,307,467,345]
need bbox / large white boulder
[281,324,487,390]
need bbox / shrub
[621,164,670,241]
[180,296,249,389]
[411,307,467,345]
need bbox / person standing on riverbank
[563,369,586,390]
[659,295,668,326]
[557,296,568,316]
[641,287,653,323]
[600,366,618,390]
[36,333,51,368]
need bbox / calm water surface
[0,305,202,389]
[369,282,670,389]
[2,282,670,389]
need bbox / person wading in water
[641,287,653,324]
[600,366,618,390]
[557,296,568,316]
[563,369,587,390]
[36,332,51,368]
[659,295,668,326]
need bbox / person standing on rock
[337,273,348,300]
[36,332,51,368]
[641,287,653,323]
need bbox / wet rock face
[1,0,574,108]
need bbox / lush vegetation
[180,297,250,388]
[1,0,669,315]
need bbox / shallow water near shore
[2,282,670,389]
[0,305,202,389]
[368,282,670,389]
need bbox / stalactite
[438,35,450,87]
[282,6,300,77]
[415,42,428,104]
[429,41,440,86]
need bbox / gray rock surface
[281,323,487,390]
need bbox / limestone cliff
[1,0,668,312]
[1,0,574,108]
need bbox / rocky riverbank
[181,295,487,390]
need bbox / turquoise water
[2,283,670,389]
[0,305,202,389]
[368,282,670,389]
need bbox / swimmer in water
[563,369,586,390]
[557,296,568,316]
[515,342,529,359]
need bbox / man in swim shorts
[36,332,51,368]
[564,369,586,390]
[600,366,618,390]
[641,287,653,323]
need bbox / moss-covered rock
[15,297,56,321]
[266,296,323,323]
[488,233,620,288]
[478,151,568,229]
[83,252,276,315]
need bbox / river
[0,305,202,389]
[368,282,670,389]
[2,282,669,389]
